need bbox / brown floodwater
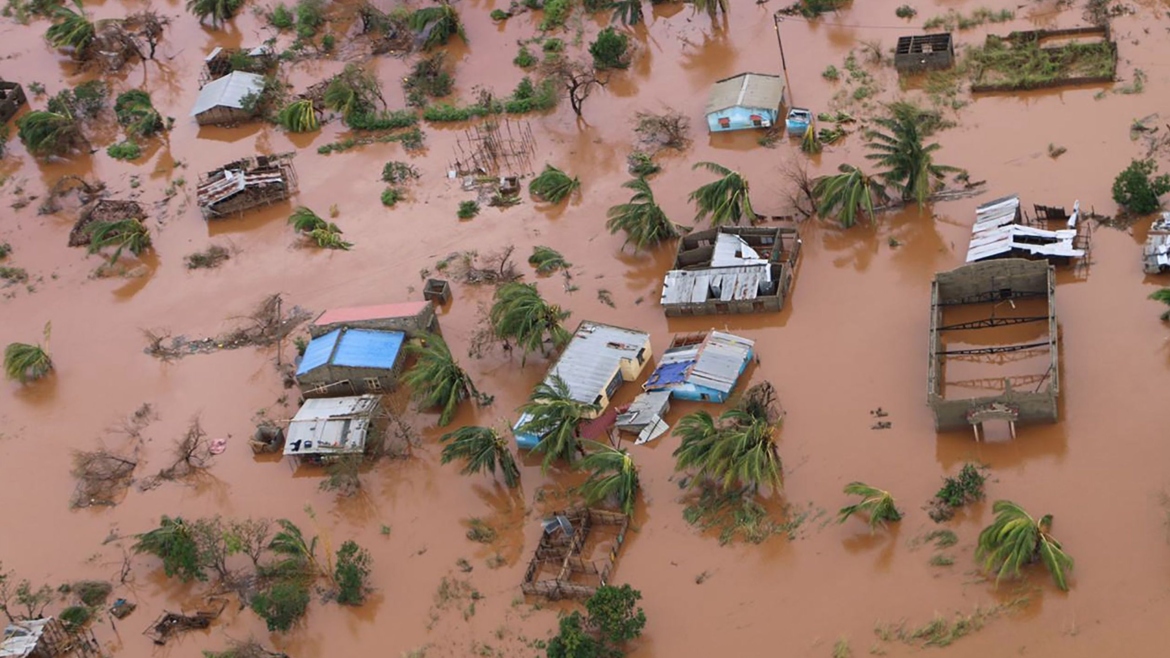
[4,0,1170,656]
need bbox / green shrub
[1113,158,1170,215]
[73,581,112,607]
[251,579,310,632]
[457,200,480,219]
[403,53,453,106]
[381,161,419,183]
[381,187,402,207]
[345,109,417,131]
[59,606,92,630]
[490,8,509,20]
[321,33,335,51]
[543,37,564,52]
[627,151,659,176]
[132,517,207,582]
[529,164,579,203]
[894,4,916,18]
[589,27,628,70]
[514,46,537,69]
[334,540,372,606]
[540,0,571,30]
[294,0,324,38]
[114,90,163,137]
[106,140,142,161]
[269,3,293,28]
[822,65,839,81]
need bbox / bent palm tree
[673,407,783,495]
[489,282,571,360]
[865,104,958,207]
[606,177,680,251]
[277,99,319,133]
[114,90,163,138]
[516,375,599,471]
[838,482,902,531]
[17,110,84,157]
[409,2,466,50]
[289,207,327,233]
[577,441,639,514]
[689,161,755,226]
[439,426,520,488]
[45,0,96,57]
[529,165,580,204]
[403,333,478,426]
[86,219,151,262]
[976,500,1073,591]
[323,77,361,121]
[186,0,244,27]
[608,0,643,26]
[1150,288,1170,321]
[690,0,728,19]
[813,164,889,228]
[4,324,53,383]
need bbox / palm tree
[608,0,643,26]
[516,375,599,471]
[186,0,244,28]
[812,164,889,228]
[576,441,639,515]
[17,110,83,157]
[45,0,96,57]
[865,104,958,207]
[409,2,466,50]
[690,0,728,19]
[529,165,580,204]
[276,99,319,133]
[1150,288,1170,321]
[323,77,360,121]
[837,482,902,531]
[673,407,783,495]
[402,333,478,426]
[4,323,52,383]
[268,519,324,579]
[688,161,755,226]
[606,177,680,251]
[489,282,571,360]
[86,219,151,263]
[114,90,163,138]
[976,500,1073,591]
[289,207,327,233]
[439,426,520,488]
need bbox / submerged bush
[589,27,629,70]
[457,200,479,219]
[1113,158,1170,215]
[529,164,579,203]
[540,0,571,30]
[106,140,141,161]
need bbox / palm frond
[17,110,82,157]
[403,333,476,426]
[438,426,520,487]
[85,219,151,263]
[4,341,53,382]
[489,282,571,360]
[516,375,598,471]
[529,164,580,204]
[277,99,320,133]
[976,500,1073,591]
[409,2,465,50]
[289,207,327,233]
[837,482,902,530]
[45,0,95,54]
[812,164,888,228]
[606,176,680,251]
[576,441,639,514]
[688,161,755,226]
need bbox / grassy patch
[874,600,1025,649]
[923,529,958,548]
[381,187,403,207]
[466,518,496,543]
[923,7,1014,31]
[682,488,818,545]
[0,266,28,284]
[457,200,480,219]
[184,244,230,269]
[422,78,557,122]
[317,127,425,154]
[928,553,954,567]
[106,140,142,161]
[969,36,1116,91]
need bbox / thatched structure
[69,200,145,247]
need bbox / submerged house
[296,327,407,397]
[284,395,381,462]
[197,153,298,219]
[643,331,755,403]
[199,45,275,87]
[661,226,801,317]
[2,617,100,658]
[965,195,1089,265]
[705,72,785,132]
[894,33,955,74]
[0,79,26,123]
[1143,213,1170,274]
[310,301,438,339]
[513,322,652,449]
[190,70,265,126]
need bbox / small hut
[894,33,955,74]
[190,71,265,126]
[0,79,26,123]
[704,73,786,132]
[284,395,381,463]
[68,200,146,247]
[196,153,298,219]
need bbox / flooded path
[4,0,1170,656]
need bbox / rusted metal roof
[705,73,785,115]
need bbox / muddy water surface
[4,0,1170,656]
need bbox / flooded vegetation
[5,0,1170,656]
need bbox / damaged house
[661,226,800,317]
[199,46,275,87]
[196,153,298,219]
[0,79,26,123]
[966,195,1090,266]
[643,331,755,403]
[1143,213,1170,274]
[520,506,631,600]
[296,327,407,397]
[1,618,99,658]
[513,322,651,449]
[309,301,438,339]
[190,70,266,126]
[927,259,1060,439]
[283,394,382,463]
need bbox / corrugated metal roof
[705,73,785,115]
[544,322,649,404]
[298,328,341,375]
[332,328,405,369]
[1144,234,1170,273]
[284,395,380,456]
[296,327,405,375]
[966,195,1084,262]
[689,331,754,394]
[313,301,430,328]
[661,264,772,305]
[190,71,265,116]
[1,619,51,658]
[710,232,768,267]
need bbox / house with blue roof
[643,331,755,403]
[295,326,407,396]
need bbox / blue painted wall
[706,106,779,133]
[656,346,755,403]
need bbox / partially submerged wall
[927,259,1059,432]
